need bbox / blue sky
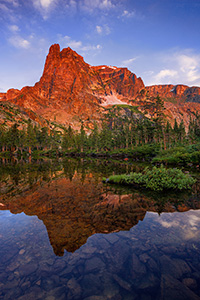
[0,0,200,92]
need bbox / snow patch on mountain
[108,66,117,70]
[101,93,128,106]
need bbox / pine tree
[99,122,112,151]
[178,120,186,143]
[7,123,19,152]
[80,123,87,152]
[26,120,37,155]
[62,125,75,151]
[173,119,179,144]
[90,122,99,152]
[165,121,172,148]
[18,128,26,155]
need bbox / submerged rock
[159,275,199,300]
[159,255,191,279]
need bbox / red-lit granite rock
[0,44,200,129]
[146,84,200,103]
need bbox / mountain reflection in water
[0,158,199,256]
[0,158,200,300]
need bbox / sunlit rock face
[91,65,144,98]
[1,44,200,129]
[146,84,200,102]
[144,84,200,128]
[36,44,145,104]
[0,44,144,128]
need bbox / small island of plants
[103,165,196,191]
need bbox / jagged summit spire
[46,44,85,65]
[48,43,60,54]
[47,44,80,57]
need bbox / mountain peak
[2,43,200,130]
[49,43,60,52]
[60,46,83,60]
[45,44,84,65]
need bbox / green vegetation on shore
[103,165,196,191]
[152,144,200,166]
[0,95,199,168]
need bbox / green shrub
[158,147,186,157]
[105,165,196,191]
[153,149,200,166]
[129,144,160,159]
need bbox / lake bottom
[0,209,200,300]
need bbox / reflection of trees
[141,190,190,215]
[62,159,77,181]
[62,157,147,180]
[0,158,199,256]
[0,160,63,199]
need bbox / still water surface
[0,158,200,300]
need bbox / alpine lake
[0,157,200,300]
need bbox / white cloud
[99,0,114,9]
[33,0,55,9]
[0,2,19,22]
[188,214,199,227]
[66,0,77,12]
[40,0,54,8]
[159,219,179,228]
[31,0,117,17]
[64,0,115,14]
[176,54,200,83]
[122,9,135,18]
[80,0,116,12]
[154,69,178,82]
[8,24,19,32]
[122,57,138,66]
[178,55,197,73]
[8,35,30,49]
[3,0,19,7]
[147,49,200,86]
[144,71,154,76]
[171,51,200,85]
[82,44,102,51]
[0,3,11,12]
[120,8,144,20]
[32,0,56,19]
[156,210,200,241]
[96,24,111,35]
[58,35,102,54]
[96,25,103,34]
[60,36,82,50]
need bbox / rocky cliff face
[0,44,200,129]
[146,84,200,103]
[0,44,145,128]
[145,84,200,127]
[91,65,144,98]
